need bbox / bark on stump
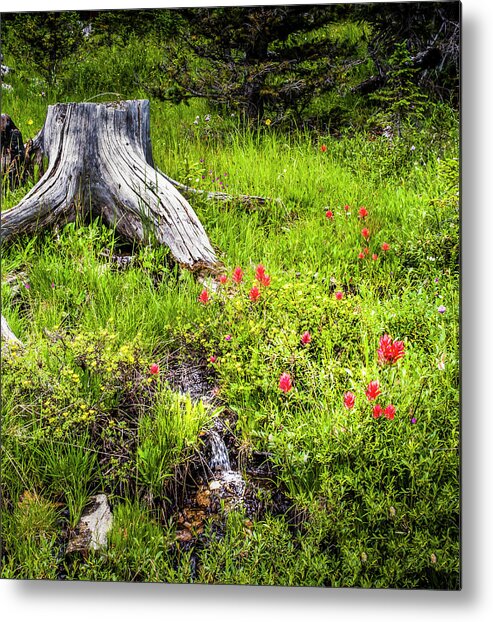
[1,99,218,272]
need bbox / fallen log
[1,100,218,272]
[160,171,274,207]
[1,314,23,349]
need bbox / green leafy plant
[137,388,214,497]
[33,435,98,527]
[1,493,60,580]
[370,41,429,136]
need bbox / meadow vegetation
[1,8,459,588]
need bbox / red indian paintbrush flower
[358,252,365,259]
[279,372,293,393]
[377,334,405,365]
[343,391,355,410]
[372,404,383,419]
[326,210,334,219]
[381,242,390,252]
[149,363,159,375]
[365,380,381,401]
[390,339,405,363]
[218,274,228,285]
[335,291,343,300]
[372,253,378,261]
[260,273,271,287]
[198,289,210,304]
[255,264,266,280]
[320,144,327,153]
[249,286,260,302]
[378,334,392,360]
[232,267,244,283]
[301,331,311,345]
[362,227,370,239]
[384,404,396,420]
[209,355,217,364]
[344,204,350,212]
[199,289,210,305]
[358,206,368,218]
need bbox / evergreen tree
[153,5,357,123]
[354,1,460,104]
[1,12,84,83]
[371,41,429,135]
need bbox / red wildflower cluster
[301,331,311,345]
[232,267,244,283]
[377,334,405,365]
[198,289,210,304]
[359,247,371,260]
[279,372,293,393]
[322,202,388,262]
[255,264,266,280]
[365,380,381,401]
[357,244,384,262]
[255,264,271,287]
[384,404,396,420]
[202,263,272,307]
[335,291,344,300]
[340,326,405,419]
[373,404,396,420]
[343,391,355,409]
[320,144,327,153]
[372,404,382,418]
[249,286,261,302]
[149,363,159,375]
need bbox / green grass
[1,44,459,588]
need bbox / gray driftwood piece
[1,99,218,272]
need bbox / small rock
[66,494,113,555]
[208,470,246,512]
[196,487,211,508]
[176,529,193,543]
[197,275,220,292]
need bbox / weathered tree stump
[1,113,26,188]
[1,100,218,272]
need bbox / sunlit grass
[1,44,459,587]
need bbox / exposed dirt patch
[165,356,217,402]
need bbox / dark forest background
[1,3,460,134]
